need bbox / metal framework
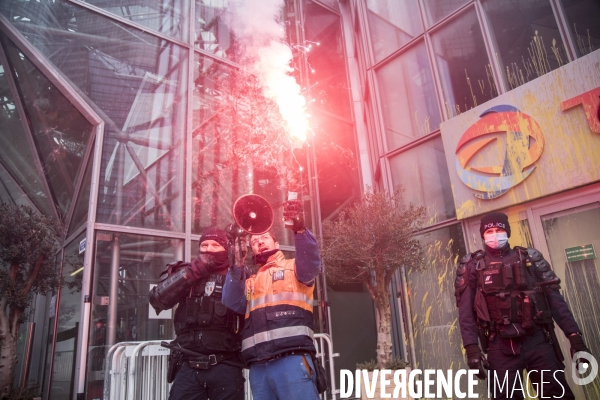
[0,1,337,398]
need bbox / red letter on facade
[561,86,600,133]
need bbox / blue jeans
[249,354,320,400]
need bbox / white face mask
[484,231,508,249]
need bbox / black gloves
[189,256,209,280]
[569,333,590,361]
[283,200,305,233]
[465,344,489,379]
[189,251,229,279]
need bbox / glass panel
[41,312,55,400]
[560,0,600,57]
[81,0,189,42]
[0,164,39,210]
[482,0,569,91]
[406,224,485,394]
[2,35,94,217]
[422,0,470,27]
[194,0,238,62]
[389,137,455,224]
[313,113,359,221]
[314,0,339,11]
[0,0,188,232]
[0,48,53,215]
[431,6,498,118]
[13,323,30,387]
[86,231,182,398]
[49,237,84,400]
[191,239,199,259]
[540,205,600,398]
[366,0,423,63]
[97,65,187,231]
[191,56,253,236]
[68,149,94,236]
[190,55,306,247]
[304,1,351,119]
[376,41,441,150]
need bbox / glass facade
[389,137,455,223]
[49,237,84,400]
[82,0,190,42]
[1,0,599,398]
[376,40,440,150]
[431,6,497,117]
[405,225,470,380]
[86,231,182,397]
[481,0,569,90]
[366,0,423,63]
[561,0,600,57]
[0,0,354,397]
[0,35,69,214]
[353,0,600,389]
[541,205,600,399]
[422,0,470,26]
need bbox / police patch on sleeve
[272,270,284,282]
[205,281,215,296]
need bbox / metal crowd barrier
[103,341,171,400]
[104,333,338,400]
[314,333,340,400]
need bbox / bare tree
[320,188,426,368]
[0,203,61,398]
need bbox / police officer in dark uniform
[149,227,245,400]
[455,212,590,399]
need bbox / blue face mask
[484,231,508,249]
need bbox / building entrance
[462,184,600,398]
[532,201,600,399]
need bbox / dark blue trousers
[168,361,245,400]
[487,330,574,400]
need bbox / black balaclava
[198,227,229,270]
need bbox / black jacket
[456,243,580,347]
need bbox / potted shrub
[321,187,426,368]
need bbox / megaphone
[232,194,274,235]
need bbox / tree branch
[0,298,9,338]
[9,307,23,338]
[9,263,18,282]
[20,255,45,297]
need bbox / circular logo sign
[455,105,544,199]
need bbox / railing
[103,341,171,400]
[104,333,339,400]
[314,333,340,400]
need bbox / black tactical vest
[476,248,552,338]
[173,273,243,354]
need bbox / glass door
[532,200,600,399]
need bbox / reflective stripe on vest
[247,292,313,313]
[241,325,315,351]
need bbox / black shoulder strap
[513,246,529,261]
[472,250,486,271]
